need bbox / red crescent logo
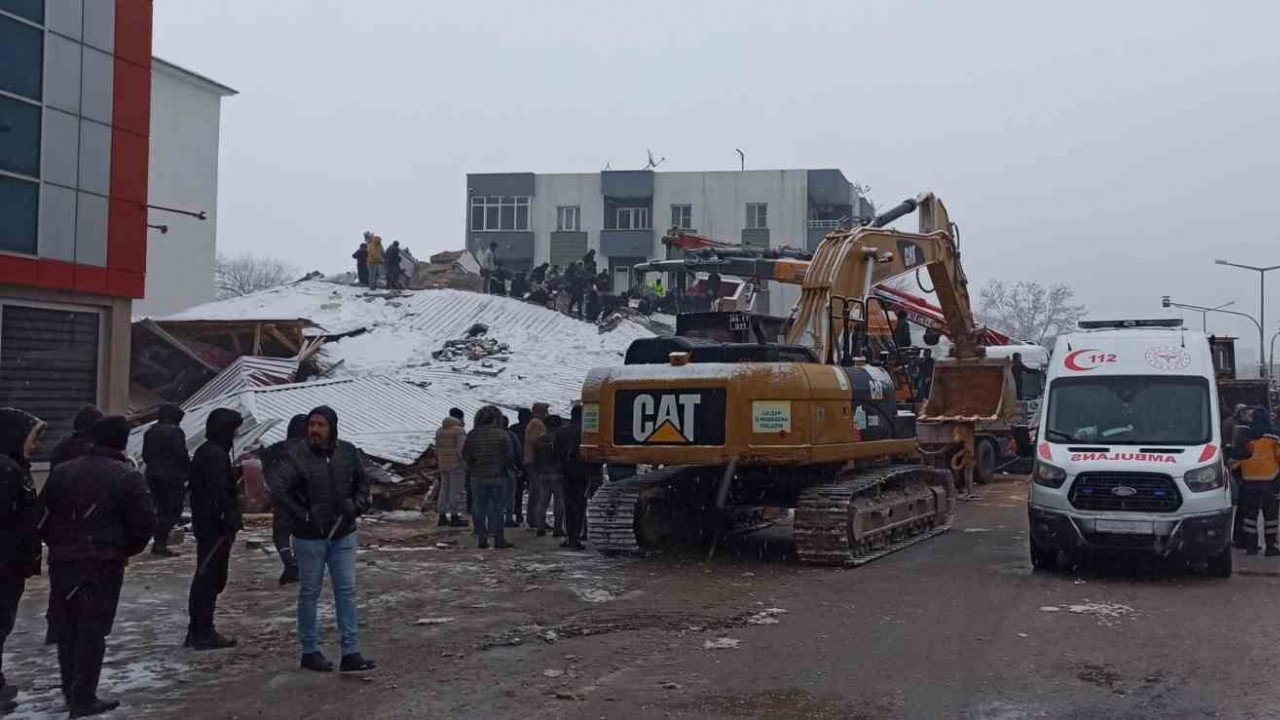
[1063,349,1097,372]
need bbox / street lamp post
[1161,297,1264,375]
[1271,327,1280,380]
[1215,259,1280,378]
[1199,300,1235,332]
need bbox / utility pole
[1214,259,1279,378]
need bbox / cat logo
[632,393,701,444]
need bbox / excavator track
[587,467,688,555]
[794,464,952,566]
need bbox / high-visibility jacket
[1240,435,1280,482]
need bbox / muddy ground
[6,477,1280,719]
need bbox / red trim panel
[74,266,108,295]
[106,269,145,299]
[0,256,40,286]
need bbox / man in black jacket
[142,404,190,558]
[49,404,102,470]
[185,408,243,650]
[0,408,44,711]
[385,241,403,290]
[261,415,308,585]
[43,416,155,718]
[267,406,375,673]
[557,406,592,550]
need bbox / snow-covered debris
[745,608,788,626]
[703,637,741,650]
[162,281,654,416]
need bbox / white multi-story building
[466,169,873,316]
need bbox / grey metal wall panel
[470,231,534,261]
[807,169,852,205]
[43,33,81,113]
[741,228,770,249]
[601,170,653,199]
[807,228,830,252]
[81,0,114,53]
[549,231,587,268]
[74,190,107,266]
[79,46,113,125]
[45,0,84,40]
[77,118,111,195]
[38,183,77,261]
[467,173,535,198]
[600,229,653,258]
[41,108,79,187]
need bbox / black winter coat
[268,439,370,541]
[0,408,42,579]
[41,448,156,565]
[189,408,244,539]
[143,404,190,483]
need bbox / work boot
[339,653,377,672]
[279,562,299,586]
[69,697,120,718]
[560,540,585,551]
[1247,545,1260,556]
[192,631,237,651]
[449,515,468,528]
[437,513,450,527]
[1267,544,1280,557]
[2,699,15,714]
[151,545,179,558]
[477,537,489,549]
[494,539,515,550]
[300,652,334,673]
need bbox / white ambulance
[1027,319,1233,576]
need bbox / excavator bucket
[919,358,1021,423]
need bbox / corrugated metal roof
[181,356,299,410]
[129,375,475,465]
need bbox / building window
[616,207,650,230]
[0,94,41,178]
[0,174,38,254]
[0,303,102,460]
[556,205,580,232]
[670,204,692,230]
[470,195,530,231]
[0,0,45,24]
[746,203,768,229]
[0,12,44,101]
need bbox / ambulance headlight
[1031,461,1067,489]
[1184,463,1224,492]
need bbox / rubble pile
[432,336,511,363]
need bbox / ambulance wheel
[1029,536,1058,572]
[1206,545,1233,578]
[975,439,998,485]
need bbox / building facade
[136,58,235,318]
[465,168,872,315]
[0,0,152,452]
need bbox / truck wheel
[975,439,998,485]
[1029,536,1058,572]
[1206,545,1233,578]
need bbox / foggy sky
[152,1,1280,362]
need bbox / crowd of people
[1224,403,1280,555]
[475,242,676,323]
[433,402,603,550]
[352,231,406,291]
[0,403,376,717]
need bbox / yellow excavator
[581,193,1020,565]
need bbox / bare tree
[976,280,1088,347]
[215,253,298,299]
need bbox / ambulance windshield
[1045,375,1211,445]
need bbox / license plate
[1095,519,1154,534]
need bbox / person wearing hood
[522,404,548,529]
[142,404,190,558]
[0,408,45,710]
[461,406,515,549]
[385,241,403,290]
[268,406,375,673]
[499,415,523,528]
[262,415,309,585]
[366,235,386,290]
[352,241,370,287]
[186,408,244,650]
[42,416,155,718]
[49,405,103,470]
[1236,410,1280,556]
[434,408,468,527]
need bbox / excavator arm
[786,193,982,364]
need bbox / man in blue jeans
[267,406,376,673]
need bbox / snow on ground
[165,281,655,415]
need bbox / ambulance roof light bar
[1078,319,1184,330]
